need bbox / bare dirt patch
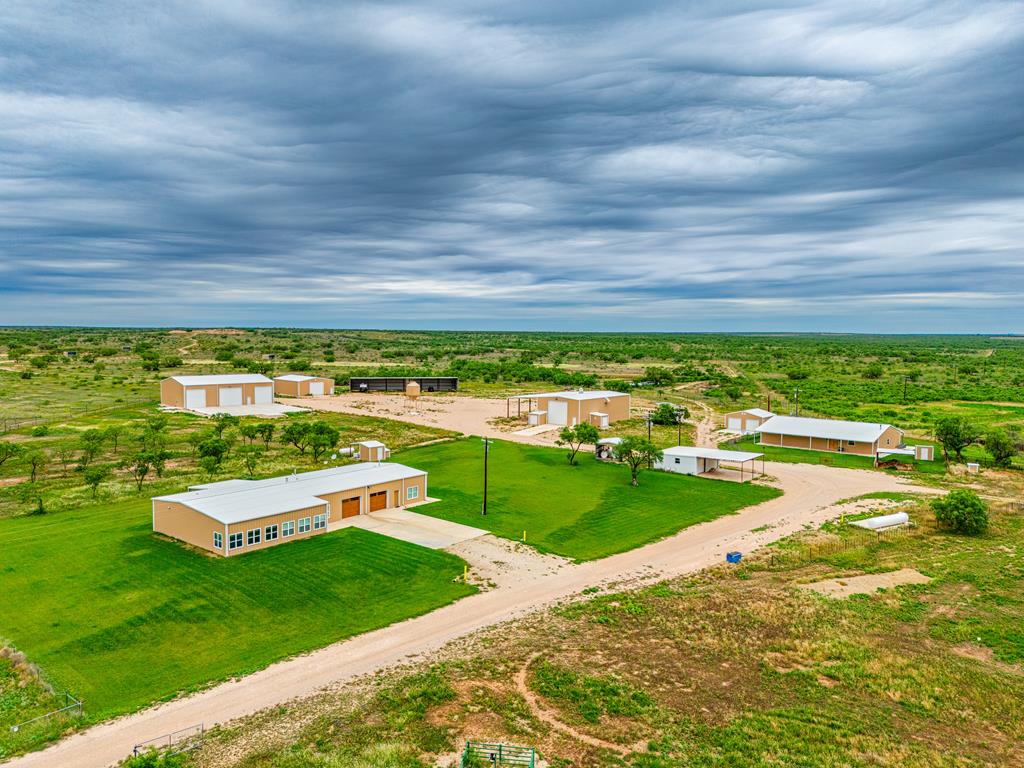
[799,568,932,599]
[447,535,572,590]
[951,643,1023,676]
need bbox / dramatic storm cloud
[1,0,1022,331]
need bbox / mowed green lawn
[0,501,474,719]
[731,436,946,474]
[402,439,780,561]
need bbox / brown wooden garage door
[369,490,388,512]
[341,497,360,518]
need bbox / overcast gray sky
[1,1,1022,331]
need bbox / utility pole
[646,415,654,468]
[793,388,802,416]
[903,376,910,404]
[481,437,489,516]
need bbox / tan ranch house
[160,373,274,410]
[152,462,427,556]
[508,390,631,428]
[274,374,335,397]
[755,415,904,456]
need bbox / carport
[657,446,765,481]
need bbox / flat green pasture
[0,500,474,720]
[402,439,780,561]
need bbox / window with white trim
[229,532,244,550]
[313,513,327,530]
[298,517,311,533]
[247,528,261,546]
[265,524,278,542]
[213,531,223,549]
[848,440,856,446]
[407,485,419,500]
[282,520,295,537]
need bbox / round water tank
[405,380,421,399]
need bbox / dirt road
[6,462,925,768]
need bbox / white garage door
[547,400,568,426]
[185,388,207,409]
[253,385,273,404]
[308,381,324,396]
[219,387,243,406]
[727,417,742,432]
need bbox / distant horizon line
[0,325,1021,338]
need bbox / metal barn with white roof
[723,408,775,434]
[507,390,630,427]
[755,415,903,456]
[152,462,427,556]
[656,445,764,480]
[273,373,335,397]
[160,374,275,410]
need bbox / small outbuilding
[352,440,391,462]
[274,374,335,397]
[160,374,275,410]
[656,445,764,480]
[724,408,774,434]
[507,390,631,426]
[350,376,458,393]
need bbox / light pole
[481,437,489,516]
[646,415,654,468]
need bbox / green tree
[198,437,229,466]
[984,429,1018,468]
[863,363,884,380]
[556,422,600,465]
[103,425,124,454]
[0,441,24,469]
[237,445,264,478]
[77,428,106,468]
[198,455,222,478]
[307,422,341,462]
[210,413,239,437]
[26,449,48,482]
[934,416,980,463]
[649,402,688,426]
[239,424,261,444]
[613,437,663,487]
[931,490,988,535]
[83,465,112,498]
[121,451,156,491]
[643,367,675,386]
[281,421,312,454]
[55,447,75,475]
[254,423,275,448]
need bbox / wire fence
[0,397,153,434]
[132,723,205,756]
[767,525,914,568]
[9,691,83,734]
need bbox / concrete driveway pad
[342,509,487,549]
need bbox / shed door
[341,497,360,518]
[369,491,388,512]
[727,417,742,431]
[253,385,273,404]
[185,388,207,409]
[547,400,568,426]
[219,387,243,406]
[309,381,324,396]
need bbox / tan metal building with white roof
[507,390,630,427]
[755,415,903,456]
[273,374,335,397]
[723,408,774,434]
[152,462,427,556]
[160,374,275,410]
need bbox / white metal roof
[756,415,901,443]
[154,462,424,524]
[742,408,775,419]
[167,374,273,386]
[510,390,628,401]
[596,437,623,445]
[353,440,385,448]
[274,374,316,382]
[662,445,764,462]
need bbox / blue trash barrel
[726,551,742,563]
